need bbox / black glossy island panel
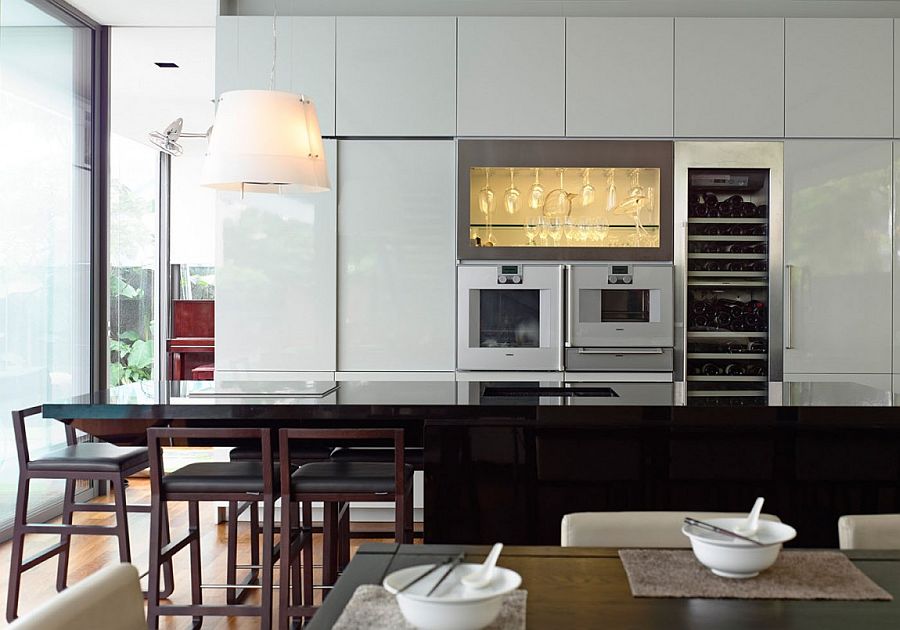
[42,379,900,548]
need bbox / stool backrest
[11,406,77,471]
[146,427,274,495]
[8,563,145,630]
[278,428,405,495]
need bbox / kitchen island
[43,379,900,547]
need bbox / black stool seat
[162,461,283,493]
[292,461,413,494]
[329,446,424,469]
[229,445,332,463]
[28,444,148,473]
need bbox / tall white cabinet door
[785,19,893,138]
[216,140,337,372]
[566,18,673,137]
[457,17,565,137]
[783,140,892,374]
[337,141,455,371]
[894,141,900,372]
[335,17,456,136]
[675,18,784,138]
[215,16,335,135]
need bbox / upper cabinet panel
[335,17,456,136]
[675,18,784,138]
[216,16,336,135]
[895,20,900,138]
[566,18,674,138]
[458,17,565,137]
[785,18,893,138]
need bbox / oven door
[457,265,563,371]
[567,264,674,348]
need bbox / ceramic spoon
[735,497,765,537]
[461,543,503,589]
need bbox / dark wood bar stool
[146,427,277,629]
[6,406,174,623]
[278,428,414,628]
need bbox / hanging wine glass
[504,168,520,215]
[543,169,576,218]
[606,169,617,213]
[581,168,595,207]
[478,168,494,216]
[528,168,544,210]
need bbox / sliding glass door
[0,0,96,535]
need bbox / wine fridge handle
[785,264,794,350]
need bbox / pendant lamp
[200,90,329,193]
[201,0,329,194]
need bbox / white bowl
[383,563,522,630]
[681,518,797,579]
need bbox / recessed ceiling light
[155,62,179,68]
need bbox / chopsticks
[683,517,765,546]
[426,553,465,596]
[396,552,465,594]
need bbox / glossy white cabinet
[337,141,455,371]
[785,19,893,138]
[335,17,456,136]
[894,141,900,372]
[784,374,892,406]
[566,18,673,137]
[675,18,784,138]
[457,17,565,137]
[216,140,337,372]
[783,140,892,374]
[216,16,336,135]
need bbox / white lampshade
[201,89,330,193]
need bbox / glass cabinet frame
[457,139,674,262]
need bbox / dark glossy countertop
[40,378,900,420]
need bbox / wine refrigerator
[674,143,784,406]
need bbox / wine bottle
[701,363,723,376]
[725,363,746,376]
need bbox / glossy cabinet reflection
[783,140,892,374]
[336,17,456,136]
[337,140,455,371]
[215,16,336,135]
[566,18,674,137]
[676,18,784,137]
[215,140,337,372]
[785,18,893,138]
[457,17,565,137]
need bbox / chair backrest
[838,514,900,550]
[561,511,782,548]
[11,406,76,471]
[146,426,274,495]
[278,428,405,496]
[8,563,145,630]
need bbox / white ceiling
[67,0,216,26]
[111,27,215,150]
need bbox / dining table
[307,544,900,629]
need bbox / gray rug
[619,549,893,600]
[332,584,528,630]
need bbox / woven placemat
[332,585,528,630]
[619,549,893,601]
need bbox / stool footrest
[153,604,266,617]
[20,542,66,572]
[22,523,117,536]
[159,532,195,561]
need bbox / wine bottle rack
[685,179,771,404]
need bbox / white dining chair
[8,563,145,630]
[561,511,781,547]
[838,514,900,550]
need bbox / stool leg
[301,500,314,609]
[112,475,132,564]
[395,493,405,544]
[226,501,238,604]
[188,500,203,628]
[147,495,164,630]
[261,495,275,630]
[250,501,260,580]
[278,495,292,630]
[322,502,339,588]
[160,500,175,599]
[405,486,415,544]
[291,502,302,610]
[6,476,29,623]
[55,478,76,591]
[339,502,351,572]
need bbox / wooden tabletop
[307,544,900,629]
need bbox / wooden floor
[0,478,398,628]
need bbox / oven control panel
[607,264,633,285]
[497,264,523,285]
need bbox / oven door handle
[565,265,574,345]
[576,347,665,355]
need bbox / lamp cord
[270,0,277,90]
